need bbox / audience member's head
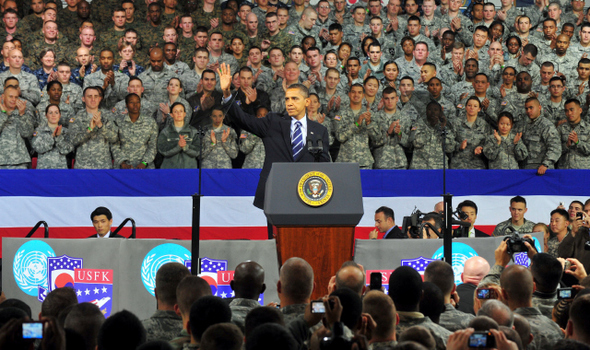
[499,326,523,350]
[468,315,499,331]
[477,299,514,327]
[530,253,562,293]
[389,266,423,312]
[0,299,32,319]
[0,307,28,330]
[513,314,533,348]
[155,263,191,308]
[245,323,297,350]
[200,323,243,350]
[461,257,490,285]
[64,302,105,350]
[499,265,534,310]
[424,261,455,299]
[41,287,78,319]
[398,326,436,350]
[552,339,590,350]
[567,294,590,344]
[97,310,146,350]
[419,282,445,324]
[244,307,285,339]
[189,296,232,343]
[334,261,366,296]
[330,287,363,331]
[278,257,314,305]
[362,290,397,341]
[231,261,266,300]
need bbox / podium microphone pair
[307,136,323,162]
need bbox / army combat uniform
[201,124,238,169]
[112,114,159,168]
[334,105,381,168]
[31,123,74,169]
[67,109,118,169]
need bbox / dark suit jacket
[383,226,405,239]
[87,232,126,238]
[453,227,490,237]
[224,95,330,209]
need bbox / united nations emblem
[297,171,333,207]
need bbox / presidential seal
[297,171,333,207]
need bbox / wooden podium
[264,163,363,300]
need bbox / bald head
[231,261,265,300]
[335,264,365,296]
[500,265,534,308]
[279,257,314,304]
[462,257,490,285]
[246,12,258,22]
[362,290,397,340]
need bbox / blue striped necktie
[292,121,303,159]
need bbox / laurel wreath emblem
[141,253,156,294]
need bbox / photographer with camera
[558,202,590,280]
[446,327,519,350]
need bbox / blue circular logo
[13,241,56,296]
[513,237,542,268]
[141,244,191,296]
[432,242,479,286]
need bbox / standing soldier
[521,97,561,175]
[83,49,130,109]
[373,87,409,169]
[557,99,590,169]
[0,86,35,168]
[138,48,179,105]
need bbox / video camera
[501,227,535,255]
[401,208,443,239]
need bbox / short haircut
[91,206,112,221]
[522,44,538,57]
[46,80,63,92]
[569,294,590,343]
[286,83,309,98]
[579,57,590,66]
[408,15,420,24]
[189,296,232,341]
[530,253,562,293]
[64,303,105,350]
[399,326,436,350]
[244,307,285,338]
[0,299,32,319]
[125,93,140,104]
[400,76,415,85]
[330,287,362,330]
[510,196,526,206]
[475,25,489,34]
[551,208,570,222]
[419,282,445,324]
[375,206,394,222]
[97,310,146,350]
[415,41,429,52]
[202,69,216,79]
[245,323,297,350]
[279,257,314,304]
[200,323,243,350]
[382,86,397,96]
[41,287,78,318]
[477,299,514,327]
[0,307,28,330]
[424,261,454,296]
[389,266,423,311]
[541,61,555,69]
[176,276,213,315]
[362,291,396,339]
[468,315,500,331]
[155,263,191,306]
[543,17,557,26]
[170,101,186,113]
[83,86,104,98]
[458,200,478,214]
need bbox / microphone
[308,133,323,162]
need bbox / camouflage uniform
[334,106,381,168]
[36,100,76,128]
[521,115,561,169]
[372,109,409,169]
[459,94,500,127]
[67,109,118,169]
[533,292,558,319]
[157,123,201,169]
[500,6,523,31]
[359,60,386,80]
[201,124,238,168]
[499,92,534,132]
[112,113,158,168]
[514,307,563,350]
[229,298,260,332]
[557,120,590,169]
[83,70,130,109]
[178,35,197,65]
[31,123,74,169]
[483,131,528,169]
[396,311,452,350]
[285,23,320,49]
[156,98,192,130]
[450,116,491,169]
[439,303,475,332]
[547,236,560,257]
[137,23,166,49]
[240,130,265,168]
[0,108,35,168]
[25,40,73,70]
[40,83,84,114]
[431,95,458,122]
[97,27,127,53]
[505,59,541,86]
[138,68,180,105]
[538,95,566,126]
[409,118,457,169]
[492,218,536,236]
[209,52,239,78]
[281,304,307,326]
[440,13,474,46]
[0,71,41,106]
[112,97,159,123]
[165,61,192,77]
[142,310,184,342]
[20,14,44,33]
[267,30,293,59]
[56,9,81,33]
[566,78,590,105]
[192,4,222,30]
[169,328,190,350]
[536,52,578,80]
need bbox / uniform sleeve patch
[456,104,463,109]
[240,133,248,139]
[33,131,38,137]
[501,101,507,106]
[334,115,341,121]
[69,118,75,123]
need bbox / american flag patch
[33,131,38,137]
[501,101,507,106]
[457,104,463,109]
[69,118,75,123]
[334,115,341,121]
[240,133,247,139]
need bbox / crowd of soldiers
[2,0,590,170]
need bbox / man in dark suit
[453,200,489,237]
[218,63,330,209]
[369,206,405,239]
[88,206,125,238]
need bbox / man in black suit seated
[369,206,405,239]
[454,200,489,237]
[218,63,330,209]
[88,206,124,238]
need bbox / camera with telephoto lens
[320,322,357,350]
[402,208,425,239]
[502,230,535,255]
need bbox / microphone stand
[308,138,323,162]
[191,125,207,275]
[439,123,453,265]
